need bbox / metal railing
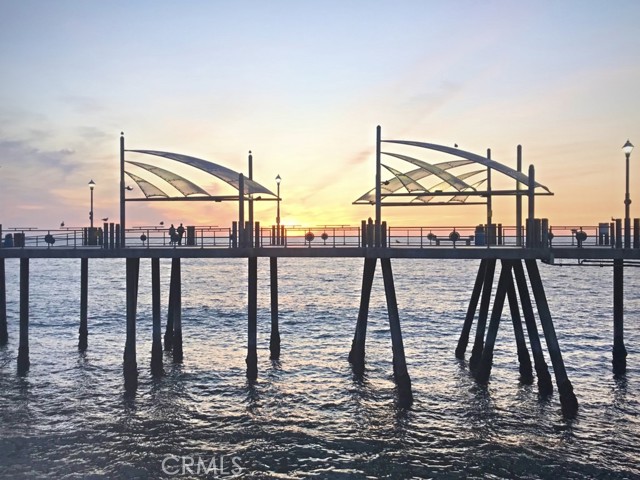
[0,221,638,250]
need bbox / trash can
[485,223,497,246]
[4,233,13,247]
[474,225,485,246]
[598,223,609,245]
[13,233,25,247]
[186,226,196,246]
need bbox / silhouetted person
[177,223,185,245]
[169,224,177,245]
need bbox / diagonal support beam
[469,259,496,371]
[381,258,413,408]
[505,265,533,384]
[525,259,578,417]
[476,261,512,384]
[513,261,553,395]
[349,257,377,374]
[456,260,487,359]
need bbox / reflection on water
[0,257,638,478]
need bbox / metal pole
[375,125,381,247]
[516,145,522,246]
[526,165,535,247]
[276,174,281,245]
[486,148,492,235]
[238,174,245,247]
[90,187,94,229]
[624,150,631,248]
[248,151,254,247]
[119,133,125,247]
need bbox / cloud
[59,95,106,115]
[347,148,372,166]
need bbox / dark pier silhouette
[1,128,638,419]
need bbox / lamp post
[275,174,282,246]
[88,179,95,229]
[276,174,281,227]
[623,140,634,248]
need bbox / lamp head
[276,174,281,185]
[88,179,95,190]
[623,140,634,156]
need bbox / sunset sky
[1,1,640,231]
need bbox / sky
[1,0,640,232]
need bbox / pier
[1,128,638,420]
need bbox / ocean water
[0,257,638,479]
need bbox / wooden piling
[469,259,496,371]
[381,258,413,408]
[348,257,377,374]
[247,256,258,380]
[172,258,183,364]
[269,256,281,360]
[513,261,553,395]
[164,258,179,351]
[505,267,533,384]
[17,258,29,374]
[151,258,163,374]
[612,258,627,374]
[455,259,487,359]
[79,258,89,351]
[476,261,512,384]
[525,259,578,417]
[123,257,139,391]
[0,258,7,346]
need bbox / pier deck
[1,245,640,261]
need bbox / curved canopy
[126,150,276,196]
[354,138,552,206]
[125,172,169,198]
[383,140,550,192]
[382,164,430,193]
[383,152,473,191]
[354,159,475,203]
[126,161,210,196]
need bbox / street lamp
[276,174,281,245]
[623,140,634,248]
[276,174,281,226]
[88,179,96,229]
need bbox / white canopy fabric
[354,140,551,205]
[125,171,169,198]
[127,150,276,196]
[383,140,550,192]
[126,161,210,196]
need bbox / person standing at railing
[169,224,177,246]
[177,223,185,246]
